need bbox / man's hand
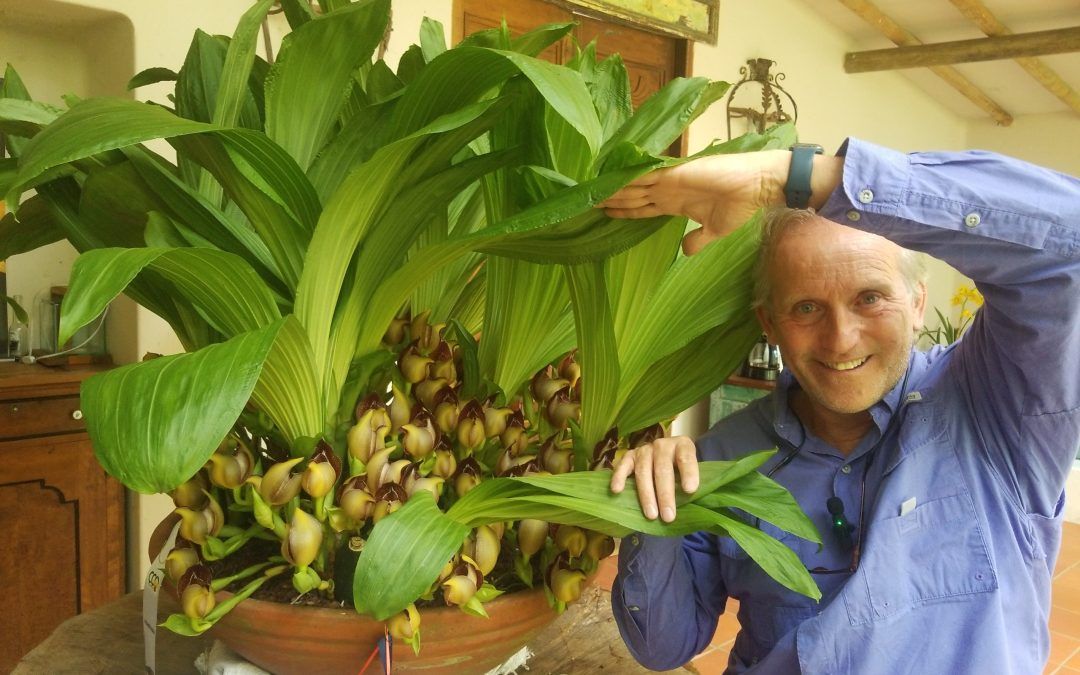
[610,436,701,523]
[600,151,789,255]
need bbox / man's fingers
[675,438,700,494]
[652,445,678,523]
[634,446,660,520]
[609,450,636,493]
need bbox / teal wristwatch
[785,143,824,208]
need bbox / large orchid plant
[0,0,820,651]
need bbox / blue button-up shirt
[612,138,1080,674]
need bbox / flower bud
[417,324,446,355]
[431,448,458,479]
[383,316,408,347]
[401,423,436,461]
[170,472,209,509]
[500,410,529,454]
[585,530,616,561]
[206,437,255,489]
[498,452,539,477]
[432,389,459,436]
[407,476,445,501]
[384,459,413,486]
[483,405,513,438]
[165,543,200,583]
[531,365,567,404]
[590,427,621,471]
[549,566,586,604]
[260,457,304,506]
[540,434,574,474]
[441,556,483,607]
[456,400,486,450]
[453,456,482,498]
[441,574,477,607]
[175,492,225,545]
[389,383,412,433]
[302,443,341,500]
[466,525,501,576]
[414,377,449,411]
[338,475,375,523]
[399,345,432,384]
[372,482,408,523]
[347,408,390,464]
[558,351,581,389]
[387,603,421,641]
[365,448,394,489]
[281,508,323,568]
[429,342,457,384]
[178,564,215,620]
[410,311,430,344]
[517,519,549,559]
[545,387,580,429]
[554,525,587,558]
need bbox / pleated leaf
[59,247,280,345]
[565,261,619,447]
[250,315,323,441]
[265,0,390,171]
[697,472,822,545]
[353,492,468,620]
[0,196,65,259]
[83,319,286,494]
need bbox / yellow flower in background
[923,285,984,346]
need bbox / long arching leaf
[84,319,287,494]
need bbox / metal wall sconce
[726,58,798,140]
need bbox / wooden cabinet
[0,362,125,672]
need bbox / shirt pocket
[844,490,998,626]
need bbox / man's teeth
[825,357,867,371]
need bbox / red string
[357,644,379,675]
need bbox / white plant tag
[144,522,180,675]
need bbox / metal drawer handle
[72,409,84,421]
[10,405,17,413]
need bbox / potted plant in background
[1,0,820,672]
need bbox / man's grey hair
[750,207,928,311]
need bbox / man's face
[756,217,926,417]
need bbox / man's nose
[822,309,861,354]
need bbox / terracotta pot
[210,586,557,675]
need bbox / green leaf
[711,509,821,600]
[127,67,179,90]
[0,196,65,259]
[565,262,619,447]
[265,0,391,171]
[3,294,28,324]
[353,492,468,620]
[84,320,287,493]
[509,23,574,58]
[697,471,822,545]
[419,18,448,62]
[251,315,323,442]
[59,247,280,345]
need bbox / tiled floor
[597,521,1080,673]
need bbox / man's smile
[820,356,870,371]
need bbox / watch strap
[785,143,824,209]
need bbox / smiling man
[602,140,1080,674]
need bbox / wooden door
[453,0,691,155]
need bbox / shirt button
[628,605,641,612]
[858,188,874,203]
[630,535,640,546]
[964,212,981,228]
[846,210,861,222]
[841,464,852,474]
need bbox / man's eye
[796,303,815,314]
[863,294,881,304]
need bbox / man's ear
[755,305,776,343]
[912,282,928,332]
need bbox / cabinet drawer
[0,396,85,440]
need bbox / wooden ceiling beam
[836,0,1013,126]
[948,0,1080,117]
[844,27,1080,72]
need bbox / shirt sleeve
[611,531,728,670]
[820,138,1080,516]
